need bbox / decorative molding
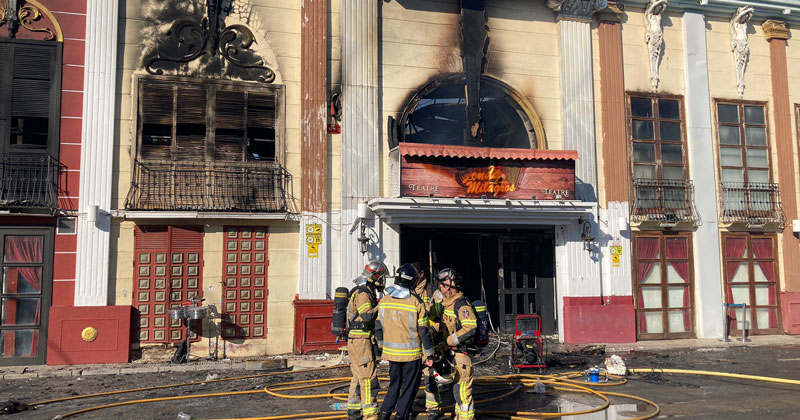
[547,0,608,22]
[645,0,667,91]
[597,1,625,23]
[0,0,62,41]
[145,0,275,83]
[762,19,790,41]
[730,6,754,98]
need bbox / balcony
[125,159,293,213]
[719,182,785,228]
[0,153,61,212]
[631,178,698,225]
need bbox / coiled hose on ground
[33,364,800,420]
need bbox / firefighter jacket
[346,281,378,340]
[441,292,477,350]
[375,285,435,362]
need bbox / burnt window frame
[397,73,547,150]
[133,76,285,165]
[625,93,688,182]
[0,39,62,158]
[714,100,771,185]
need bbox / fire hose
[33,365,800,420]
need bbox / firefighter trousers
[380,359,423,419]
[347,337,378,420]
[422,365,441,413]
[452,353,474,420]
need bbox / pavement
[2,334,798,381]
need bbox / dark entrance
[400,226,556,335]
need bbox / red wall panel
[52,281,75,306]
[47,306,132,365]
[563,296,636,344]
[53,253,76,280]
[293,299,340,353]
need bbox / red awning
[398,143,577,161]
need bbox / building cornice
[623,0,800,25]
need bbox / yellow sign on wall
[610,244,622,268]
[306,224,322,258]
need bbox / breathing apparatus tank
[331,286,350,337]
[472,300,490,347]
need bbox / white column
[74,0,119,306]
[341,0,380,285]
[557,18,599,202]
[683,11,724,339]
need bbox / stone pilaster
[75,0,119,306]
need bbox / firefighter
[346,260,388,420]
[437,268,477,420]
[412,264,445,420]
[375,263,435,420]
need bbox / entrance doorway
[400,226,557,335]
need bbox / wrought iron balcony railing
[631,178,698,224]
[719,182,785,227]
[125,159,293,212]
[0,153,61,211]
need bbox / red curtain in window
[4,236,43,291]
[752,238,776,328]
[636,237,660,332]
[724,237,747,323]
[666,238,691,331]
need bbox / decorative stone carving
[762,20,790,42]
[597,1,624,23]
[547,0,608,21]
[0,0,58,41]
[645,0,667,91]
[143,0,275,83]
[730,6,754,98]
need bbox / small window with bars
[137,78,282,163]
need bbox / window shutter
[0,44,7,121]
[214,90,245,162]
[247,90,276,128]
[140,80,174,125]
[175,86,207,162]
[11,46,53,118]
[140,80,175,160]
[169,225,204,250]
[134,225,169,249]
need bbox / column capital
[762,20,790,42]
[597,2,624,24]
[547,0,608,22]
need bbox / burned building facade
[5,0,800,365]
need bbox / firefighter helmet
[362,260,388,290]
[437,268,463,291]
[394,263,420,288]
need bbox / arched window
[399,74,546,149]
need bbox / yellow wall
[112,0,308,356]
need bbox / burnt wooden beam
[460,0,487,145]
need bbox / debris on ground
[1,400,31,414]
[605,354,627,375]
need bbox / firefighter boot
[348,409,363,420]
[378,412,391,420]
[425,411,444,420]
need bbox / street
[2,337,800,419]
